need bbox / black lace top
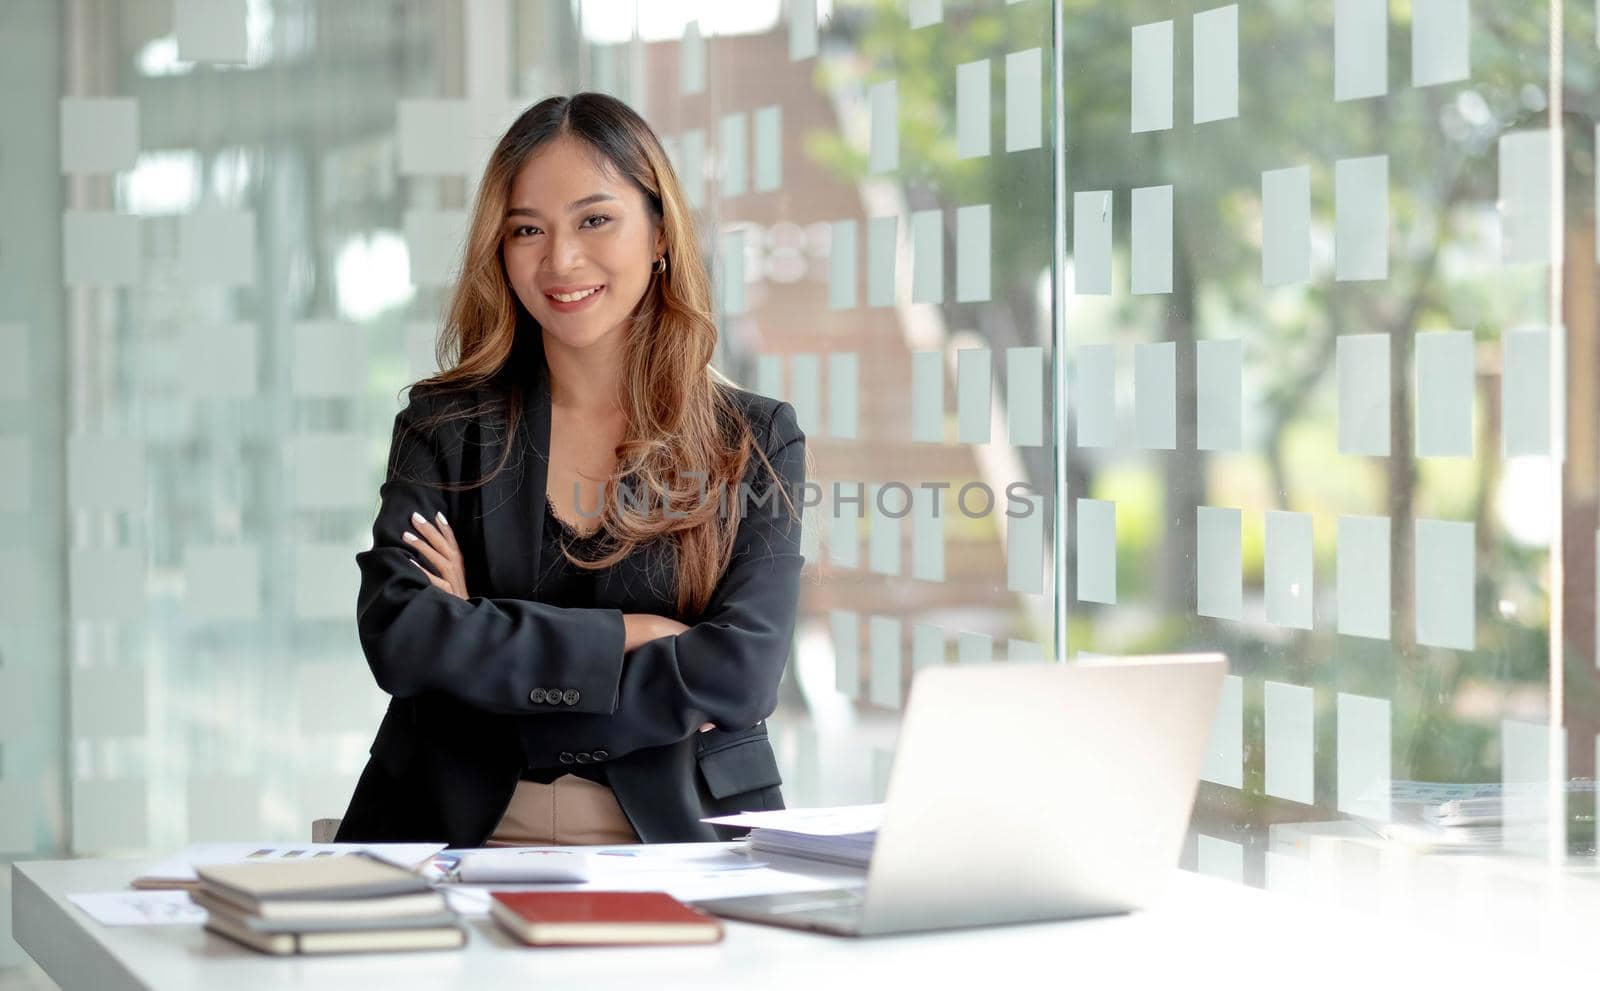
[518,501,614,786]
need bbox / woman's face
[501,134,664,352]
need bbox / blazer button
[562,689,580,706]
[574,752,592,764]
[528,688,546,703]
[592,750,608,761]
[544,688,562,704]
[558,752,575,764]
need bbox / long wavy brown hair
[408,92,797,620]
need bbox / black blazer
[335,336,806,847]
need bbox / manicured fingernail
[403,532,418,543]
[436,511,448,527]
[411,512,425,526]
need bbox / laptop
[694,654,1227,937]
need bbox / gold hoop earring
[653,255,668,275]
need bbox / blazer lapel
[478,336,552,598]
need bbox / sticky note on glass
[1335,0,1388,101]
[1337,514,1391,640]
[1005,48,1043,151]
[869,483,904,577]
[1265,511,1314,630]
[754,106,782,191]
[1073,190,1113,296]
[69,435,145,512]
[1197,506,1243,621]
[1201,674,1243,788]
[1337,692,1391,820]
[870,81,899,174]
[183,545,262,622]
[1006,492,1045,595]
[397,100,472,176]
[789,354,821,437]
[1265,681,1314,804]
[957,59,991,159]
[1499,130,1552,265]
[70,548,145,623]
[1076,498,1116,604]
[828,491,860,569]
[292,321,367,399]
[831,610,860,699]
[912,485,944,582]
[869,616,903,709]
[1196,338,1242,451]
[680,20,705,94]
[1502,326,1558,457]
[867,215,897,307]
[911,350,944,443]
[679,129,705,208]
[721,231,746,315]
[1262,165,1311,286]
[1134,342,1176,449]
[1415,518,1475,650]
[1131,185,1173,295]
[1335,155,1388,281]
[287,434,368,509]
[1414,330,1474,457]
[956,204,991,302]
[1006,347,1045,447]
[1337,334,1390,456]
[956,348,991,444]
[293,543,357,620]
[828,352,859,440]
[1073,345,1115,448]
[959,632,993,664]
[60,98,138,174]
[1412,0,1471,87]
[829,220,858,310]
[176,0,248,62]
[1192,5,1239,124]
[1131,20,1174,133]
[1197,836,1243,882]
[911,209,943,303]
[63,211,140,287]
[720,112,748,198]
[404,209,466,288]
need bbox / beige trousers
[485,773,642,847]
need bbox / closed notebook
[195,853,430,911]
[489,891,724,946]
[190,888,457,933]
[203,910,465,956]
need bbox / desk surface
[8,848,1572,989]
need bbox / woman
[335,92,806,848]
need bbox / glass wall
[3,0,1598,979]
[1062,0,1600,938]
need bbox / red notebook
[489,891,725,946]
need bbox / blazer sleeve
[517,400,807,764]
[353,390,629,716]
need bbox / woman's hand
[405,510,468,600]
[623,613,713,733]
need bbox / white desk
[8,848,1574,989]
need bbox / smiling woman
[334,93,807,850]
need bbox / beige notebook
[203,911,465,956]
[196,853,430,911]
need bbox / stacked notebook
[193,852,465,955]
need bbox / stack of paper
[193,852,465,955]
[701,805,885,869]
